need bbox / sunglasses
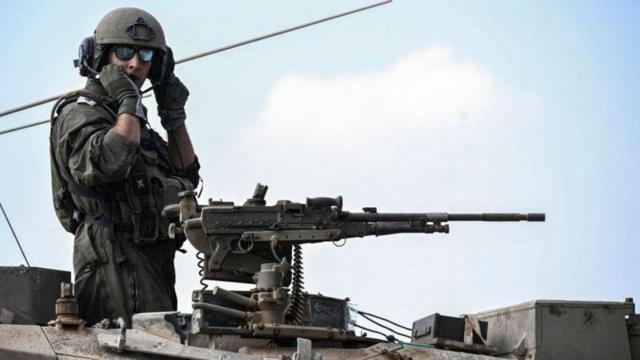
[112,46,154,63]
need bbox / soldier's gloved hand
[99,64,146,121]
[153,74,189,131]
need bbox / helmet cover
[93,7,166,71]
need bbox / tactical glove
[99,64,146,121]
[154,74,190,131]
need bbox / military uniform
[51,78,199,325]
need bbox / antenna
[0,0,392,134]
[0,202,31,267]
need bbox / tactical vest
[50,91,192,245]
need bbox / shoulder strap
[76,90,117,119]
[51,90,117,125]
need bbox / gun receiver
[163,184,544,284]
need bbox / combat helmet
[92,7,167,73]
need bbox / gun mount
[161,183,544,342]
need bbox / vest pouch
[132,207,159,245]
[126,160,160,245]
[140,145,160,166]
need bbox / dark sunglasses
[112,46,154,63]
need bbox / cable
[351,322,397,342]
[0,202,31,267]
[168,0,392,66]
[0,94,152,136]
[196,251,208,292]
[231,236,254,254]
[270,241,283,263]
[196,175,204,198]
[0,95,61,118]
[0,119,50,136]
[358,310,412,331]
[396,340,433,349]
[358,312,412,339]
[0,0,393,120]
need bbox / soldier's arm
[167,123,200,188]
[55,105,139,187]
[111,113,141,142]
[167,123,195,170]
[99,64,146,144]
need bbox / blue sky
[1,1,639,328]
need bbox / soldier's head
[80,7,168,87]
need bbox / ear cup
[149,53,163,83]
[150,46,174,84]
[78,36,96,77]
[162,46,175,79]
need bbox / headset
[76,36,99,77]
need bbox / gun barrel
[448,213,545,221]
[344,212,545,222]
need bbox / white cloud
[228,45,534,203]
[256,46,513,151]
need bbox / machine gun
[164,183,544,283]
[163,184,544,337]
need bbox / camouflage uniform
[51,78,199,325]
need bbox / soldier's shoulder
[55,96,115,133]
[59,95,114,118]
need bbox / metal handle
[306,196,343,210]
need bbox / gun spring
[286,244,306,325]
[196,251,208,291]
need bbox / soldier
[49,8,200,326]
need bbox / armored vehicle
[1,184,638,359]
